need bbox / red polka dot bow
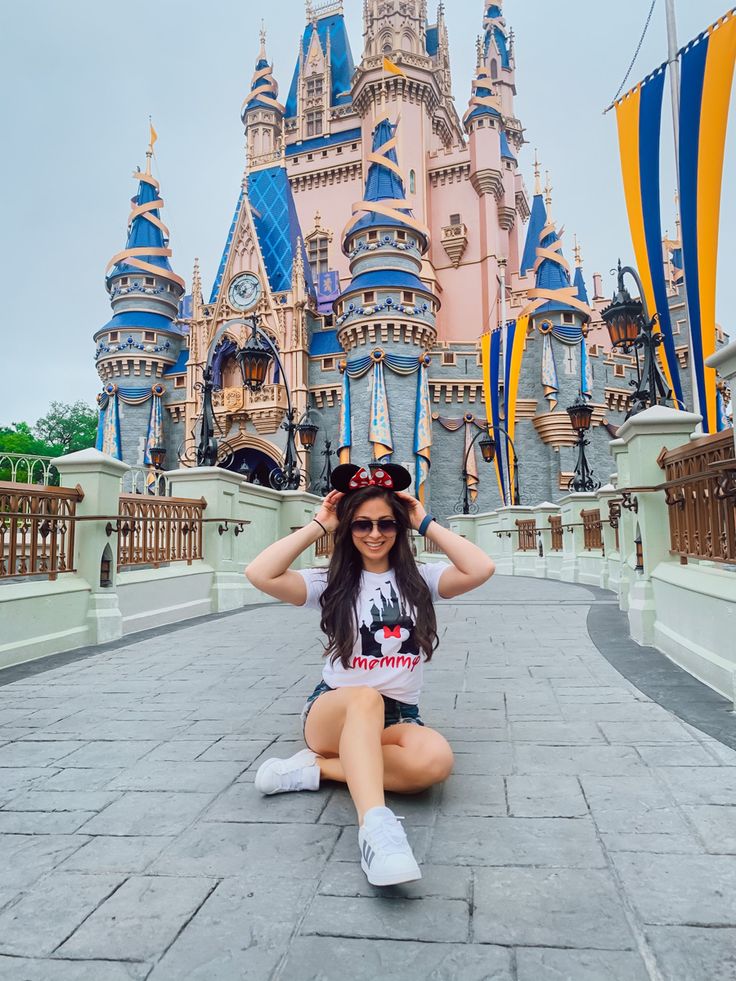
[348,467,394,490]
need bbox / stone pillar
[558,492,599,583]
[707,341,736,458]
[532,502,560,579]
[449,514,478,544]
[596,484,621,593]
[489,507,518,575]
[616,406,702,645]
[609,438,633,611]
[167,466,248,613]
[55,448,129,645]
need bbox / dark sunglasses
[350,518,399,537]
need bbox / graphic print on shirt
[357,579,415,663]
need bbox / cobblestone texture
[0,575,735,979]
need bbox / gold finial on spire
[475,35,483,70]
[533,148,541,195]
[573,234,582,268]
[259,21,267,59]
[146,116,157,174]
[544,170,553,222]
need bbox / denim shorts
[300,680,425,732]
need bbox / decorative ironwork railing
[121,467,171,497]
[549,515,563,552]
[423,537,445,555]
[0,453,59,486]
[658,430,736,565]
[581,509,603,551]
[515,519,537,552]
[315,531,334,558]
[0,482,83,580]
[115,495,206,570]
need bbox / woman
[245,463,495,886]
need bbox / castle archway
[217,434,284,486]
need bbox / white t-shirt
[298,562,450,704]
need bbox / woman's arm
[244,490,343,605]
[395,492,494,599]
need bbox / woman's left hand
[395,491,427,532]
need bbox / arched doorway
[227,446,280,486]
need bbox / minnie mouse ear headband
[330,463,412,494]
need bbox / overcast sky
[2,0,734,423]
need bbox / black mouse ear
[375,463,412,492]
[330,464,361,493]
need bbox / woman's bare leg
[304,688,454,820]
[304,686,386,822]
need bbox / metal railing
[0,481,83,580]
[515,519,537,551]
[115,495,206,570]
[659,430,736,565]
[423,537,445,555]
[581,509,603,551]
[0,453,59,486]
[315,530,334,558]
[121,467,171,497]
[548,515,563,552]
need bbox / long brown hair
[319,486,439,669]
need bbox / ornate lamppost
[148,445,167,495]
[293,403,335,496]
[456,425,502,515]
[196,316,313,490]
[566,394,601,492]
[601,260,673,417]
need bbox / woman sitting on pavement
[245,463,495,887]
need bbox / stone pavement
[1,576,735,980]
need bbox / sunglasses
[350,518,399,537]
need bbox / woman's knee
[344,685,384,717]
[407,739,454,786]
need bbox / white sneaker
[358,806,422,886]
[254,748,320,795]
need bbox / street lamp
[196,316,306,490]
[566,394,600,493]
[456,423,521,514]
[296,403,335,496]
[601,260,673,416]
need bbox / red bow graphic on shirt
[348,467,395,490]
[383,625,402,639]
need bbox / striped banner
[678,9,736,432]
[503,316,528,502]
[614,66,683,410]
[481,329,508,505]
[337,367,351,464]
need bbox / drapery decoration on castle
[338,350,433,491]
[580,338,592,400]
[413,356,432,502]
[540,327,559,413]
[96,384,167,463]
[677,9,736,432]
[434,414,485,504]
[105,171,185,290]
[337,362,351,465]
[462,66,501,127]
[242,48,285,116]
[614,65,683,411]
[342,117,431,244]
[143,385,165,489]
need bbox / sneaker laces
[368,814,409,854]
[280,764,311,792]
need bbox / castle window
[337,146,343,154]
[306,110,323,137]
[322,357,335,371]
[293,156,300,164]
[368,231,379,241]
[351,143,358,150]
[145,277,154,286]
[364,292,375,303]
[450,213,461,225]
[397,230,406,240]
[562,312,574,324]
[307,234,329,277]
[409,170,416,193]
[143,332,156,342]
[120,278,128,286]
[614,364,626,378]
[306,77,324,99]
[442,352,456,366]
[109,332,119,342]
[491,59,498,80]
[174,376,185,388]
[403,292,414,304]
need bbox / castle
[93,0,727,518]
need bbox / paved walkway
[1,576,735,980]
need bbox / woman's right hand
[314,490,343,534]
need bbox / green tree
[0,422,58,482]
[33,401,98,454]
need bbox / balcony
[212,384,289,434]
[440,222,468,268]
